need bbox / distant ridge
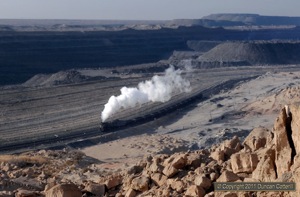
[0,19,167,26]
[202,13,300,26]
[2,13,300,29]
[167,14,300,27]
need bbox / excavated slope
[198,41,300,65]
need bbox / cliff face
[1,104,300,197]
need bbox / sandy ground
[83,70,300,169]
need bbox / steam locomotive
[99,93,204,132]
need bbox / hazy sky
[0,0,299,20]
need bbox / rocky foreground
[1,104,300,197]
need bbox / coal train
[99,76,259,132]
[99,92,204,132]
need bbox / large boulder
[230,152,259,173]
[243,127,273,152]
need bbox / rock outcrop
[1,104,300,196]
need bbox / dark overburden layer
[1,26,300,85]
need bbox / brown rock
[194,175,212,190]
[194,166,204,175]
[210,150,225,162]
[273,108,292,178]
[162,164,178,178]
[218,136,242,160]
[243,127,273,152]
[231,152,259,173]
[292,168,300,196]
[216,170,240,182]
[163,153,187,169]
[185,185,205,197]
[15,190,36,197]
[169,180,185,193]
[290,104,300,153]
[105,175,122,189]
[131,176,149,192]
[151,173,167,187]
[148,161,163,173]
[162,189,170,196]
[45,183,81,197]
[84,182,105,196]
[125,188,136,197]
[171,155,187,169]
[186,153,202,168]
[252,148,277,182]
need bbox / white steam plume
[101,65,191,122]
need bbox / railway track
[0,76,257,154]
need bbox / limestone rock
[45,183,82,197]
[84,182,106,196]
[162,164,178,178]
[148,161,163,173]
[210,150,225,163]
[194,175,212,190]
[163,153,187,169]
[15,189,36,197]
[127,165,144,175]
[131,176,149,192]
[231,152,259,173]
[171,155,187,169]
[243,127,273,152]
[252,148,277,182]
[185,185,205,197]
[125,188,136,197]
[290,105,300,153]
[217,170,240,182]
[105,175,122,189]
[44,182,57,192]
[186,153,202,168]
[218,136,242,160]
[169,180,185,193]
[150,173,167,187]
[273,108,293,178]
